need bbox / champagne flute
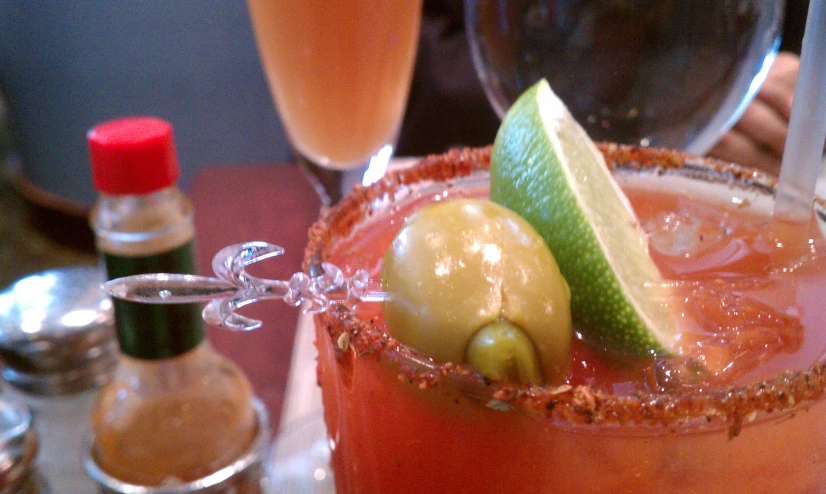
[247,0,423,206]
[464,0,784,154]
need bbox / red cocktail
[306,146,826,493]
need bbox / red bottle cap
[88,117,180,195]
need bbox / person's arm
[707,52,799,173]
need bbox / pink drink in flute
[247,0,422,169]
[306,143,826,493]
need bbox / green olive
[466,320,542,384]
[381,198,572,384]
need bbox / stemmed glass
[464,0,784,155]
[244,2,422,489]
[246,0,423,206]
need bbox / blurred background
[0,0,810,290]
[0,2,288,288]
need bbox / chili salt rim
[304,145,826,436]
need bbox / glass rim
[305,144,826,436]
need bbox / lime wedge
[490,79,674,356]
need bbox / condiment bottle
[86,117,258,486]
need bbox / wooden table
[191,163,321,430]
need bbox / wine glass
[247,0,423,206]
[464,0,784,155]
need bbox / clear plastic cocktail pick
[101,241,386,331]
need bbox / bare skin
[707,52,800,174]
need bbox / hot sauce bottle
[87,117,257,486]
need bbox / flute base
[296,144,394,208]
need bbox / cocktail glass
[246,0,423,206]
[305,145,826,493]
[464,0,784,155]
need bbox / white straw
[774,0,826,222]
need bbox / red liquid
[315,165,826,493]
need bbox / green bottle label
[104,241,205,360]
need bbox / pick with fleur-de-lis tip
[101,241,386,331]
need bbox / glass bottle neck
[92,186,195,256]
[94,186,205,359]
[104,240,205,359]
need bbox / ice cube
[681,286,804,382]
[645,210,724,257]
[650,355,709,393]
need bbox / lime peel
[490,79,675,356]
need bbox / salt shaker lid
[0,266,117,395]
